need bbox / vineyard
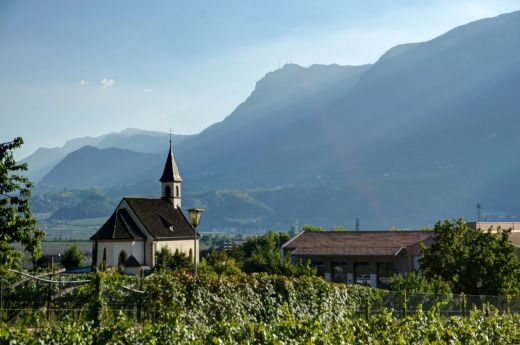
[0,271,519,344]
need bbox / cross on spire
[169,128,172,144]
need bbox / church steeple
[160,137,182,208]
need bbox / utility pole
[477,203,481,222]
[355,217,360,231]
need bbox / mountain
[177,63,372,189]
[35,11,520,229]
[36,63,370,190]
[22,128,188,182]
[38,146,162,188]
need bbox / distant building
[281,231,433,288]
[466,221,520,254]
[90,142,200,274]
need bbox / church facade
[90,143,199,274]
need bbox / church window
[118,250,128,266]
[165,185,171,198]
[176,186,179,197]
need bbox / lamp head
[188,208,204,228]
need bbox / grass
[40,240,92,255]
[38,217,106,241]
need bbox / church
[90,142,200,274]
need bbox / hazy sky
[1,0,519,159]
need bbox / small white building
[90,142,200,274]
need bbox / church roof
[123,197,198,240]
[159,144,182,182]
[90,207,146,241]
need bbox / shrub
[61,244,86,270]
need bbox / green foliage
[280,256,317,277]
[0,137,45,270]
[301,224,324,232]
[228,230,301,275]
[86,272,106,329]
[2,273,520,344]
[420,218,520,295]
[390,271,451,294]
[61,244,86,270]
[154,247,192,272]
[200,250,241,276]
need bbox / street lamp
[188,208,203,275]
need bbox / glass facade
[354,262,371,285]
[377,262,394,289]
[332,262,348,283]
[412,256,420,271]
[312,261,326,278]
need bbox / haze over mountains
[29,11,520,230]
[23,129,189,182]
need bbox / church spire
[159,142,182,183]
[160,133,182,208]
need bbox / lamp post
[188,208,203,275]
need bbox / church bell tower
[160,140,182,208]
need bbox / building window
[377,262,393,289]
[165,185,171,198]
[412,256,420,271]
[118,250,127,266]
[354,262,371,286]
[311,261,326,278]
[332,262,347,283]
[176,186,179,197]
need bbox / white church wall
[96,240,145,267]
[156,239,200,263]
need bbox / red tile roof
[283,231,433,257]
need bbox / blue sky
[1,0,519,159]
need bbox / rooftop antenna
[477,202,481,222]
[355,217,360,231]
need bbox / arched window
[175,186,179,197]
[164,185,171,198]
[118,250,127,266]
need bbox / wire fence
[1,270,519,325]
[358,290,520,317]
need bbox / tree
[301,224,324,232]
[229,231,290,274]
[0,138,45,270]
[420,218,520,295]
[61,244,86,270]
[154,248,192,272]
[390,271,450,294]
[201,249,241,276]
[331,226,348,232]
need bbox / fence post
[137,268,143,322]
[402,289,407,318]
[47,258,53,321]
[58,275,62,321]
[460,292,466,317]
[364,296,370,320]
[0,276,3,323]
[47,281,52,321]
